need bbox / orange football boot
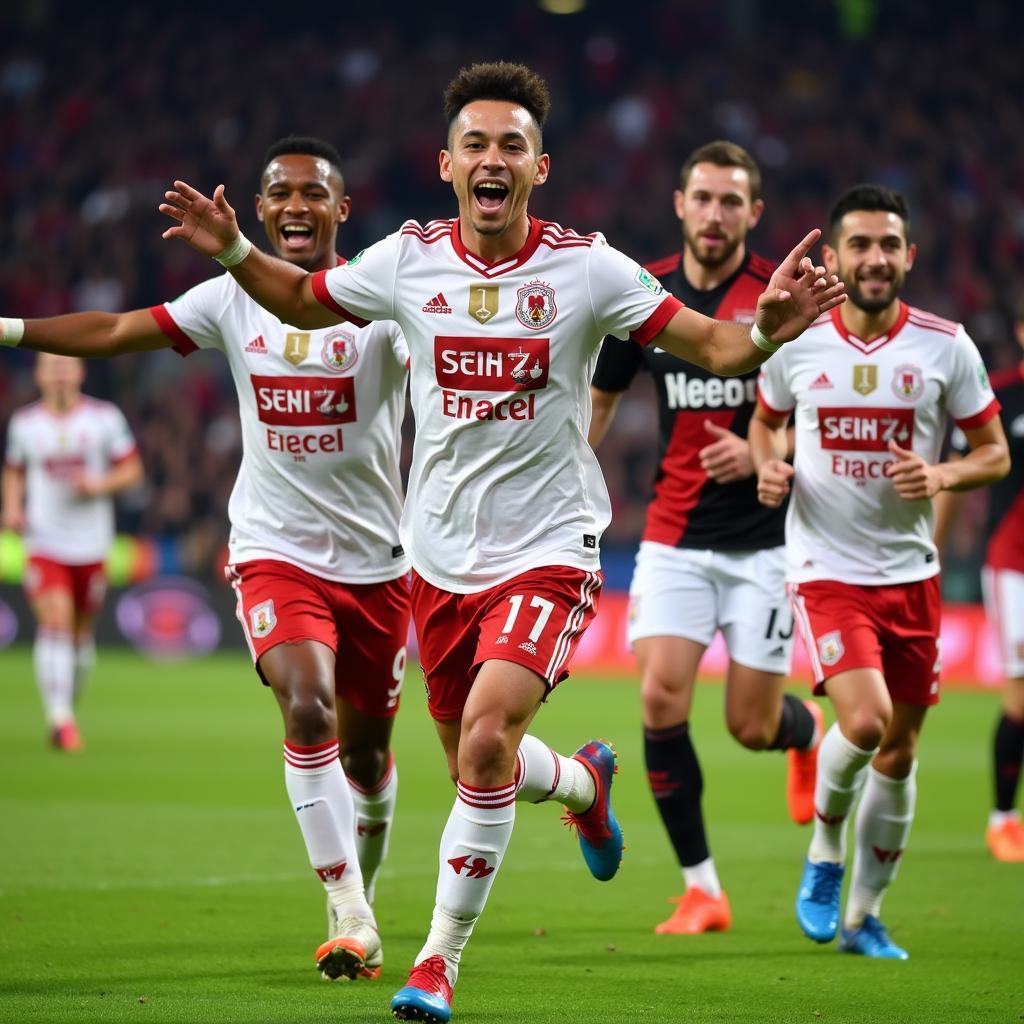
[787,700,824,825]
[654,888,732,934]
[986,817,1024,862]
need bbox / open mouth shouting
[472,179,510,216]
[280,222,314,252]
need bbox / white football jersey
[152,268,410,584]
[312,217,682,593]
[757,303,999,585]
[5,397,137,563]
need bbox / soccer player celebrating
[936,298,1024,862]
[144,63,843,1022]
[589,141,822,936]
[1,354,142,750]
[0,138,409,982]
[750,184,1010,959]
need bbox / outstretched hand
[159,181,239,257]
[885,439,944,499]
[755,229,846,345]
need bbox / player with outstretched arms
[110,62,842,1022]
[0,138,409,983]
[749,184,1009,959]
[2,354,142,751]
[589,141,823,936]
[936,296,1024,863]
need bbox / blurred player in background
[0,137,409,982]
[1,354,142,751]
[751,184,1009,959]
[936,298,1024,862]
[589,141,822,936]
[143,61,843,1023]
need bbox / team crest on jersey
[817,630,844,666]
[284,332,310,366]
[249,600,277,638]
[515,280,557,330]
[635,267,665,296]
[321,328,358,373]
[852,364,877,396]
[891,363,924,402]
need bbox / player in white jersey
[2,354,142,751]
[139,62,842,1023]
[0,138,410,982]
[749,185,1009,960]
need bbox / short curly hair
[262,136,344,187]
[829,184,910,238]
[443,62,551,148]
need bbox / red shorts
[227,559,411,719]
[24,556,107,616]
[411,566,603,722]
[788,576,942,706]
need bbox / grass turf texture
[0,649,1019,1024]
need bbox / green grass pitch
[0,649,1020,1023]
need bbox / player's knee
[727,715,774,750]
[283,689,337,745]
[458,716,517,781]
[340,744,389,790]
[843,707,889,751]
[641,673,688,724]
[872,745,915,779]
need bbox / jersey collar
[831,301,910,355]
[449,216,544,279]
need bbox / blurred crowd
[1,0,1021,590]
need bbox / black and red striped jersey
[591,249,786,550]
[982,363,1024,572]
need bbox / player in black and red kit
[940,301,1024,862]
[590,142,822,933]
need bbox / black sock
[768,694,816,751]
[994,712,1024,812]
[644,722,708,867]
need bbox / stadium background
[1,0,1022,668]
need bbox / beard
[684,225,742,270]
[846,273,902,314]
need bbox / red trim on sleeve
[631,295,684,346]
[955,397,1001,431]
[148,305,198,356]
[756,380,793,420]
[111,445,139,466]
[310,269,370,327]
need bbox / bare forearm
[656,311,767,376]
[228,248,339,329]
[21,313,166,357]
[935,444,1010,492]
[100,457,144,496]
[588,389,621,448]
[748,416,788,472]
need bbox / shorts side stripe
[544,571,601,682]
[787,582,824,684]
[228,564,259,663]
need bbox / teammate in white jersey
[0,138,409,982]
[749,184,1009,960]
[2,354,142,751]
[142,62,842,1023]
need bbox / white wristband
[214,232,252,268]
[751,323,781,354]
[0,317,25,347]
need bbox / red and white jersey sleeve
[152,271,409,584]
[314,217,681,593]
[5,398,136,564]
[757,303,999,586]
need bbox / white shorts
[982,566,1024,679]
[627,542,794,675]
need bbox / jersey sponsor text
[818,407,914,451]
[251,375,357,427]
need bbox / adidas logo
[809,372,833,389]
[517,640,537,655]
[769,645,786,658]
[422,292,452,314]
[245,334,268,354]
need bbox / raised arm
[159,181,339,329]
[6,308,171,357]
[651,230,845,376]
[588,386,623,448]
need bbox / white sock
[283,739,372,924]
[34,628,75,727]
[682,856,722,899]
[348,754,398,906]
[809,724,877,864]
[73,636,96,704]
[845,764,917,930]
[515,733,595,812]
[415,780,516,984]
[989,809,1020,827]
